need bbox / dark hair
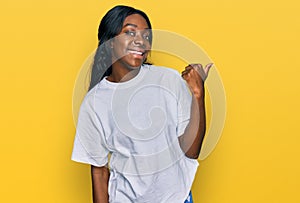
[88,5,152,91]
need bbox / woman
[72,5,212,203]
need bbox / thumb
[204,63,213,75]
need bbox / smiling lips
[128,49,146,56]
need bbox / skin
[107,14,151,82]
[91,13,212,203]
[91,164,109,203]
[180,63,213,158]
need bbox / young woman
[72,5,212,203]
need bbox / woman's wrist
[191,87,205,101]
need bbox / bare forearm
[179,63,212,159]
[179,93,206,159]
[91,165,110,203]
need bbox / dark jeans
[184,191,193,203]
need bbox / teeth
[128,50,143,55]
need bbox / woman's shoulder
[143,64,182,78]
[78,87,96,111]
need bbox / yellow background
[1,0,299,202]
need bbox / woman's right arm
[91,165,110,203]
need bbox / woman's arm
[178,63,213,159]
[91,165,110,203]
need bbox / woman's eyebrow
[123,23,149,30]
[123,23,138,28]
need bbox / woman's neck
[107,62,141,83]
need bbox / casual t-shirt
[72,64,199,203]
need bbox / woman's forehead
[123,14,149,30]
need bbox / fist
[181,63,213,98]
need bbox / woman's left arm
[178,63,213,159]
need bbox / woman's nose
[133,32,144,46]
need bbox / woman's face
[111,14,151,69]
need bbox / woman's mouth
[128,50,146,56]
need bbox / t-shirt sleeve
[176,74,192,137]
[71,95,109,167]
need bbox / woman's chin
[127,61,144,69]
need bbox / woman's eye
[143,35,150,41]
[125,31,136,37]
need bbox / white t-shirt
[72,64,199,203]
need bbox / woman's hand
[179,63,213,159]
[181,63,213,99]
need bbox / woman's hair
[88,5,152,91]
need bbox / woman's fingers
[181,65,193,77]
[181,63,213,81]
[190,64,206,81]
[188,63,213,81]
[181,63,213,97]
